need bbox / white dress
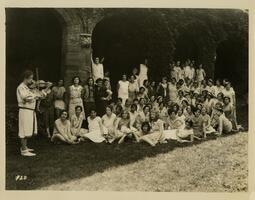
[52,86,66,110]
[84,116,106,143]
[138,64,148,87]
[214,85,224,97]
[92,63,104,81]
[164,117,185,140]
[69,85,85,119]
[70,114,87,136]
[118,80,129,105]
[17,82,45,138]
[184,66,192,79]
[168,82,178,103]
[196,69,205,82]
[102,113,116,134]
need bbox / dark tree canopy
[92,8,248,95]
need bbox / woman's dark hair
[21,70,33,80]
[121,110,130,119]
[185,119,193,127]
[171,103,179,111]
[60,110,69,118]
[149,111,159,121]
[178,90,184,96]
[168,108,177,116]
[72,76,81,84]
[115,105,123,112]
[139,98,145,103]
[141,121,151,133]
[133,98,139,102]
[139,86,145,91]
[193,107,201,114]
[223,96,231,102]
[89,107,97,114]
[106,105,113,111]
[159,101,165,107]
[143,79,149,85]
[96,78,103,84]
[131,104,138,111]
[143,105,151,112]
[87,77,94,85]
[75,105,83,111]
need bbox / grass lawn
[6,131,248,191]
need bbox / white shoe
[20,149,36,157]
[26,148,34,152]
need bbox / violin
[28,80,53,94]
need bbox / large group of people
[16,57,243,156]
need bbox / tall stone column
[55,8,104,86]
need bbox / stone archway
[53,8,105,86]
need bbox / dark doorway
[91,9,173,98]
[174,32,199,63]
[6,8,63,104]
[214,37,248,96]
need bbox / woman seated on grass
[139,112,166,146]
[191,108,204,140]
[201,107,216,138]
[215,107,233,136]
[51,110,79,144]
[115,110,138,144]
[223,96,239,131]
[70,105,87,138]
[164,109,185,140]
[83,108,107,143]
[175,119,194,143]
[102,105,117,143]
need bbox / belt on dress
[19,107,35,111]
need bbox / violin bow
[35,67,39,90]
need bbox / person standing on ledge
[138,58,149,88]
[91,51,104,82]
[17,70,47,156]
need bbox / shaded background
[6,8,248,104]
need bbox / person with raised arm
[91,51,104,82]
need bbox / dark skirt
[96,100,108,117]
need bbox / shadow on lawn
[5,130,245,190]
[5,101,248,190]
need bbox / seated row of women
[51,102,237,146]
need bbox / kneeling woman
[139,112,165,146]
[83,108,107,143]
[51,110,79,144]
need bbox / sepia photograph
[5,7,249,192]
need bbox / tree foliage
[92,8,248,90]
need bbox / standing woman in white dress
[17,70,47,156]
[68,76,85,120]
[138,58,149,88]
[91,52,104,82]
[117,74,129,106]
[196,64,206,83]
